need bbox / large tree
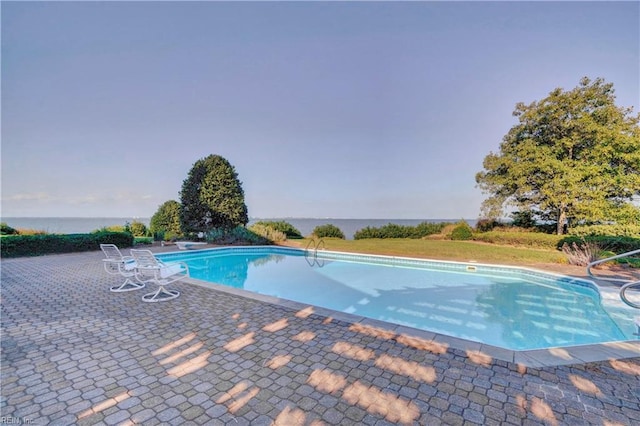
[476,77,640,234]
[180,155,249,233]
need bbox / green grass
[285,238,566,266]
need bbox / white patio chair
[130,249,190,302]
[100,244,145,292]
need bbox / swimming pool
[158,247,636,351]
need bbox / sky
[2,1,638,220]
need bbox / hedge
[0,231,134,258]
[354,222,447,239]
[473,231,564,250]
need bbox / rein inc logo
[0,417,34,424]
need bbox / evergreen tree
[180,155,249,232]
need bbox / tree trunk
[557,207,567,235]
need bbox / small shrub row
[205,226,271,245]
[312,224,345,239]
[0,231,134,258]
[354,222,447,239]
[253,221,302,239]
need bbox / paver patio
[1,249,639,425]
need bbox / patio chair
[100,244,145,292]
[130,249,190,302]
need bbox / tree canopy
[180,155,249,233]
[149,200,182,237]
[476,77,640,234]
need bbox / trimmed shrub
[134,237,153,245]
[450,221,474,240]
[312,224,345,239]
[254,221,302,239]
[0,231,134,258]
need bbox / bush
[561,240,604,266]
[354,222,447,239]
[475,218,503,233]
[312,224,345,239]
[1,222,19,235]
[0,231,134,258]
[557,235,640,254]
[450,221,474,240]
[128,220,148,237]
[205,226,271,245]
[248,224,287,243]
[254,221,302,239]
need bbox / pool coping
[164,246,640,368]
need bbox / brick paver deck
[1,249,639,425]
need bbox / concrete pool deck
[1,248,639,425]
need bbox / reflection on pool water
[158,247,636,351]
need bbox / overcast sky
[2,1,638,219]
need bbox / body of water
[2,217,477,239]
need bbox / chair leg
[110,278,145,293]
[141,286,180,302]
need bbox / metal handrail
[587,248,640,284]
[304,238,326,267]
[586,248,640,309]
[304,238,325,255]
[620,281,640,309]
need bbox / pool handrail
[304,238,326,267]
[586,248,640,309]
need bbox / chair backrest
[101,244,124,261]
[130,249,161,269]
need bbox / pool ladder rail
[304,239,326,267]
[587,248,640,334]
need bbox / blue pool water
[158,247,633,351]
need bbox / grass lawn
[283,238,566,267]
